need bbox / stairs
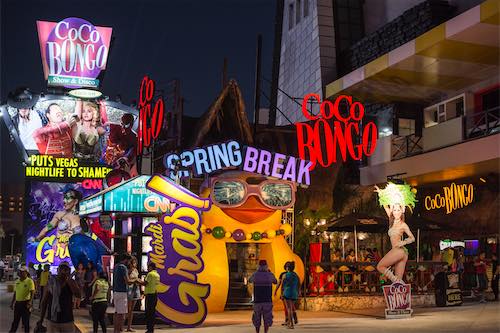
[225,273,253,310]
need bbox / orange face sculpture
[197,171,304,312]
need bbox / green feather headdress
[376,182,417,210]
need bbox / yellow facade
[197,173,305,313]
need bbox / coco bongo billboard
[36,17,112,88]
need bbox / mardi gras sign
[424,183,474,214]
[145,175,211,327]
[163,141,312,185]
[383,282,413,319]
[296,94,377,170]
[37,17,112,88]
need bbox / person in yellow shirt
[9,265,35,333]
[138,262,160,333]
[39,264,50,310]
[90,271,110,333]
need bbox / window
[398,118,415,136]
[304,0,309,17]
[296,0,301,24]
[482,88,499,111]
[289,3,294,30]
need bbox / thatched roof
[190,79,253,148]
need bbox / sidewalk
[1,281,499,333]
[72,301,500,333]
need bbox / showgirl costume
[376,183,417,283]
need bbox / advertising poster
[3,96,139,176]
[25,181,110,270]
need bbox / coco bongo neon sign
[137,76,165,155]
[296,94,378,170]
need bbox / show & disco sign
[36,17,112,88]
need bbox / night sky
[0,0,276,184]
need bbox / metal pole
[342,237,345,259]
[253,34,262,138]
[354,226,358,261]
[417,229,420,263]
[10,234,14,256]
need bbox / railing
[305,261,445,296]
[386,107,500,162]
[465,106,500,139]
[391,134,423,160]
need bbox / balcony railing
[388,107,499,161]
[306,261,450,296]
[391,134,423,160]
[465,106,500,139]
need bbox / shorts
[402,246,409,256]
[127,284,141,301]
[113,291,128,314]
[252,302,273,328]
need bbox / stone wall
[340,0,455,75]
[298,293,436,311]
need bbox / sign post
[382,282,413,319]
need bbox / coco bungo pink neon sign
[296,94,378,170]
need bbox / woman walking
[282,262,300,329]
[90,271,110,333]
[274,262,290,326]
[126,257,141,332]
[84,261,98,306]
[72,262,86,309]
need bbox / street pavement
[0,282,499,333]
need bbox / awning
[79,175,173,215]
[325,0,499,103]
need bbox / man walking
[9,266,35,333]
[249,260,277,333]
[113,254,131,333]
[139,262,160,333]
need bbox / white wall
[423,116,463,151]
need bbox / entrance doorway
[225,243,260,310]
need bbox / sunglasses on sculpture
[211,179,295,210]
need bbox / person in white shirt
[0,259,5,281]
[7,87,47,151]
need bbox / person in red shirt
[474,252,488,303]
[33,103,78,157]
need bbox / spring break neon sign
[296,94,378,170]
[138,76,165,155]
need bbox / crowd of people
[6,253,161,333]
[330,248,382,262]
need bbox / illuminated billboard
[2,94,139,175]
[36,17,112,88]
[25,181,109,269]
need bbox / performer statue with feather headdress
[374,183,417,284]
